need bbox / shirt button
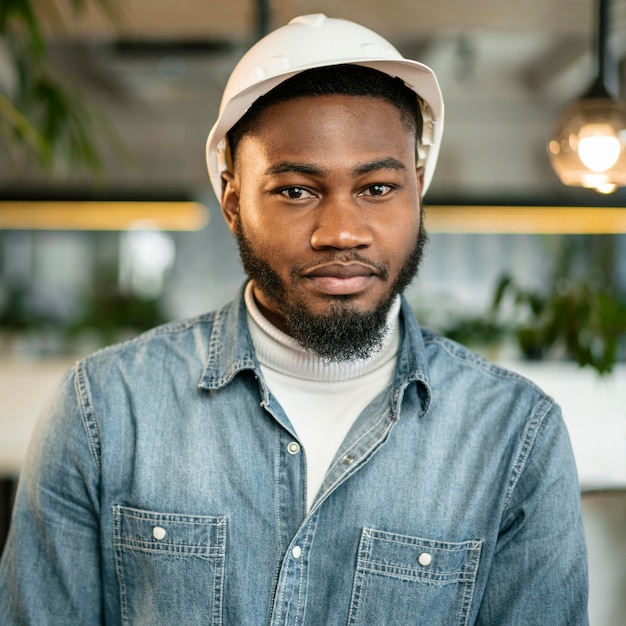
[342,453,355,465]
[418,552,432,567]
[287,441,300,455]
[291,545,302,559]
[152,526,167,541]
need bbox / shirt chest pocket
[348,528,482,626]
[112,505,227,626]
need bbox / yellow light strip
[0,201,209,231]
[0,202,624,234]
[427,205,626,234]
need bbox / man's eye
[361,184,393,197]
[280,187,314,200]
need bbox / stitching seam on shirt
[322,406,393,498]
[74,361,102,473]
[504,397,553,511]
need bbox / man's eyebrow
[264,157,407,178]
[353,157,408,176]
[264,162,324,177]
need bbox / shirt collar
[198,283,431,417]
[394,297,431,417]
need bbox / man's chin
[283,297,392,362]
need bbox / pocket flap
[359,528,482,584]
[113,505,226,558]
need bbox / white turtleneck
[244,282,400,511]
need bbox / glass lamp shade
[547,98,626,193]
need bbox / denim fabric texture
[0,287,589,625]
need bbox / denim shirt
[0,289,588,625]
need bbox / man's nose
[310,196,374,250]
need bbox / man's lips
[304,263,378,279]
[302,262,380,295]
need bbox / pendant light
[547,0,626,193]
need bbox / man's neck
[244,281,401,382]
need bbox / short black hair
[226,64,422,166]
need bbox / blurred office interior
[1,1,625,623]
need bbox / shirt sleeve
[476,400,589,625]
[0,366,103,625]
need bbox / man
[0,14,588,625]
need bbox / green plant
[0,0,120,173]
[493,275,626,373]
[492,235,626,375]
[440,315,506,354]
[68,288,167,347]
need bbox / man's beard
[234,216,428,362]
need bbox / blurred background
[1,1,625,622]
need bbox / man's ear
[415,166,425,195]
[221,171,240,234]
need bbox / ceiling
[37,0,626,39]
[2,0,626,204]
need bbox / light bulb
[547,98,626,192]
[595,182,618,193]
[577,124,621,171]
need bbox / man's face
[221,93,426,360]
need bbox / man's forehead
[255,90,398,114]
[235,96,416,167]
[247,92,412,137]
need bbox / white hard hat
[206,14,444,199]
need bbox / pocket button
[418,552,432,567]
[152,526,167,541]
